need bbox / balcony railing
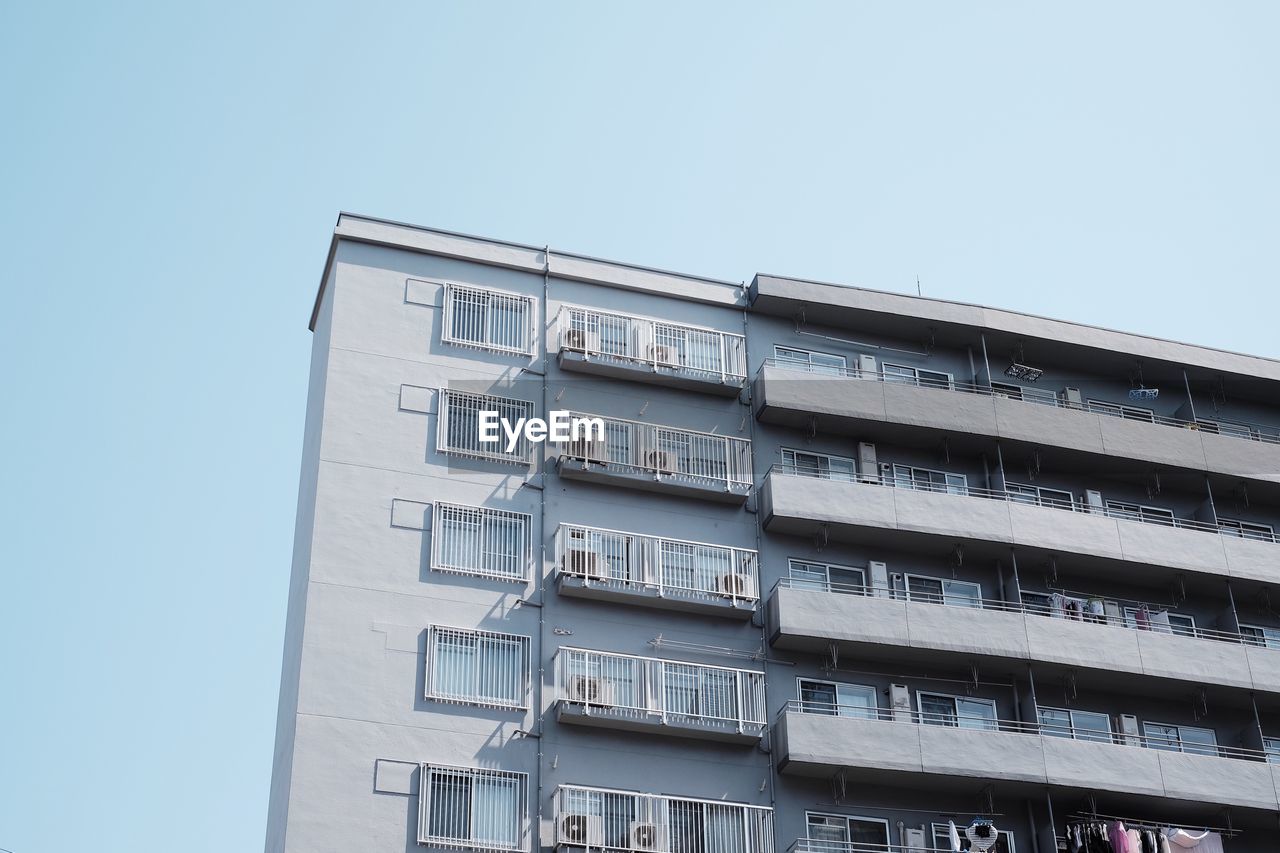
[783,701,1268,763]
[554,647,767,732]
[558,413,752,491]
[760,357,1280,446]
[560,307,748,383]
[768,463,1249,539]
[555,523,760,604]
[773,576,1255,648]
[788,838,975,853]
[554,784,774,853]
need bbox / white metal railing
[768,464,1239,539]
[560,306,748,383]
[554,784,774,853]
[441,282,536,355]
[555,523,760,604]
[759,357,1280,446]
[555,647,767,732]
[432,502,533,582]
[783,700,1268,763]
[559,412,752,490]
[419,764,528,851]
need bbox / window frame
[1142,721,1219,756]
[419,764,528,851]
[930,823,1017,853]
[1218,517,1275,542]
[916,691,999,731]
[1037,705,1113,743]
[437,388,536,465]
[441,282,537,356]
[890,464,968,495]
[1121,606,1196,637]
[774,345,849,376]
[431,502,533,583]
[1087,399,1156,422]
[1005,482,1075,510]
[796,677,880,719]
[1104,500,1176,526]
[882,362,954,390]
[787,558,867,595]
[901,573,982,608]
[425,625,532,709]
[805,810,892,852]
[990,381,1057,406]
[1240,623,1280,649]
[781,447,858,481]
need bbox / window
[426,626,530,708]
[1265,737,1280,764]
[798,678,879,719]
[432,502,532,582]
[659,539,734,594]
[1196,419,1258,440]
[774,346,848,376]
[1122,607,1196,637]
[931,823,1016,853]
[882,363,953,389]
[782,448,857,481]
[419,765,526,850]
[1240,624,1280,649]
[1218,517,1275,542]
[437,389,535,464]
[891,464,968,495]
[1005,482,1074,510]
[917,692,998,731]
[442,283,535,355]
[1087,399,1156,422]
[903,574,982,608]
[1104,500,1176,526]
[1037,706,1112,743]
[991,381,1056,406]
[788,559,866,595]
[1019,591,1055,615]
[1143,722,1218,756]
[807,812,891,853]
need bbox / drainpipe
[531,246,551,848]
[1182,368,1198,421]
[979,332,995,389]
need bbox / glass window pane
[800,680,837,715]
[919,694,957,727]
[1039,707,1072,738]
[1072,711,1113,743]
[956,698,998,731]
[835,684,878,720]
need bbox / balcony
[767,580,1269,692]
[555,414,752,504]
[553,785,773,853]
[753,359,1280,484]
[557,306,747,396]
[554,524,759,618]
[758,466,1277,583]
[553,648,767,743]
[775,705,1279,813]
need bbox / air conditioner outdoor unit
[1060,387,1083,408]
[567,675,615,706]
[718,572,749,597]
[645,450,674,472]
[564,328,601,353]
[630,822,669,852]
[902,828,928,853]
[648,344,680,367]
[566,549,605,579]
[559,813,604,847]
[1112,713,1140,747]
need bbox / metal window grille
[554,784,774,853]
[555,523,759,602]
[558,412,752,489]
[432,502,532,582]
[419,764,528,850]
[559,306,747,382]
[555,648,766,730]
[426,625,530,708]
[437,389,535,464]
[441,282,535,355]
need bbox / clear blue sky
[1,3,1277,851]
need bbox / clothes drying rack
[1066,810,1240,838]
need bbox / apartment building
[266,213,1280,853]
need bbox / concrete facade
[268,214,1280,853]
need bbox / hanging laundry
[948,820,962,853]
[1149,611,1173,634]
[1134,607,1151,631]
[1163,828,1224,853]
[1109,821,1132,853]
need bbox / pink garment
[1109,822,1132,853]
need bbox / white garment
[948,821,961,853]
[1165,828,1224,853]
[1149,610,1173,634]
